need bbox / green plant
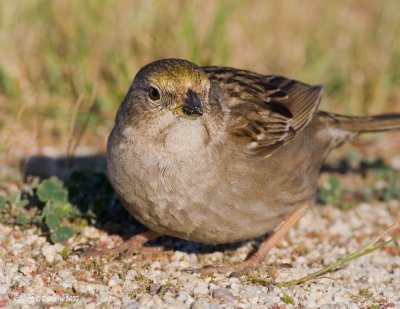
[0,173,117,243]
[377,169,400,202]
[319,176,341,204]
[159,282,174,299]
[281,294,295,305]
[318,175,360,210]
[37,177,78,243]
[134,274,153,294]
[0,192,31,226]
[1,176,83,242]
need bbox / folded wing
[203,67,323,157]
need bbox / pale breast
[163,120,209,156]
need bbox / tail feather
[318,111,400,133]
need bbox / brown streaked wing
[202,66,323,157]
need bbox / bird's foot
[81,230,162,259]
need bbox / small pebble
[41,243,64,263]
[303,300,317,308]
[73,282,96,296]
[138,293,152,304]
[107,273,120,287]
[5,263,18,276]
[149,283,161,295]
[125,300,140,309]
[177,290,190,302]
[125,269,138,281]
[192,282,209,296]
[18,260,37,276]
[212,288,235,302]
[191,298,211,309]
[82,227,101,239]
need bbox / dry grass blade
[70,83,98,157]
[65,83,98,169]
[273,224,400,287]
[66,94,84,159]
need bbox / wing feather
[203,66,323,157]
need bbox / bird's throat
[164,121,207,155]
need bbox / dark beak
[183,89,203,116]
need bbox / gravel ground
[0,199,399,308]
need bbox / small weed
[359,288,372,297]
[15,212,29,225]
[128,291,137,299]
[281,294,295,305]
[37,177,79,243]
[134,274,153,293]
[319,157,400,210]
[0,191,30,226]
[379,170,400,202]
[0,170,121,244]
[318,176,352,210]
[84,259,105,279]
[59,247,71,260]
[159,282,174,298]
[0,175,107,243]
[248,277,271,287]
[9,192,29,209]
[319,176,340,204]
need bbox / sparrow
[99,58,400,273]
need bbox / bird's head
[113,59,226,152]
[124,59,211,123]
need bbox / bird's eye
[148,86,160,100]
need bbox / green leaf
[45,214,60,230]
[10,192,18,204]
[50,226,74,243]
[328,176,339,190]
[40,202,51,220]
[16,199,29,208]
[52,203,73,218]
[59,247,71,260]
[74,217,89,227]
[318,176,343,206]
[15,212,29,225]
[281,294,295,305]
[383,171,400,201]
[9,192,28,208]
[37,177,68,203]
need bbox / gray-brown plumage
[106,58,400,263]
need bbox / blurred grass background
[1,0,400,165]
